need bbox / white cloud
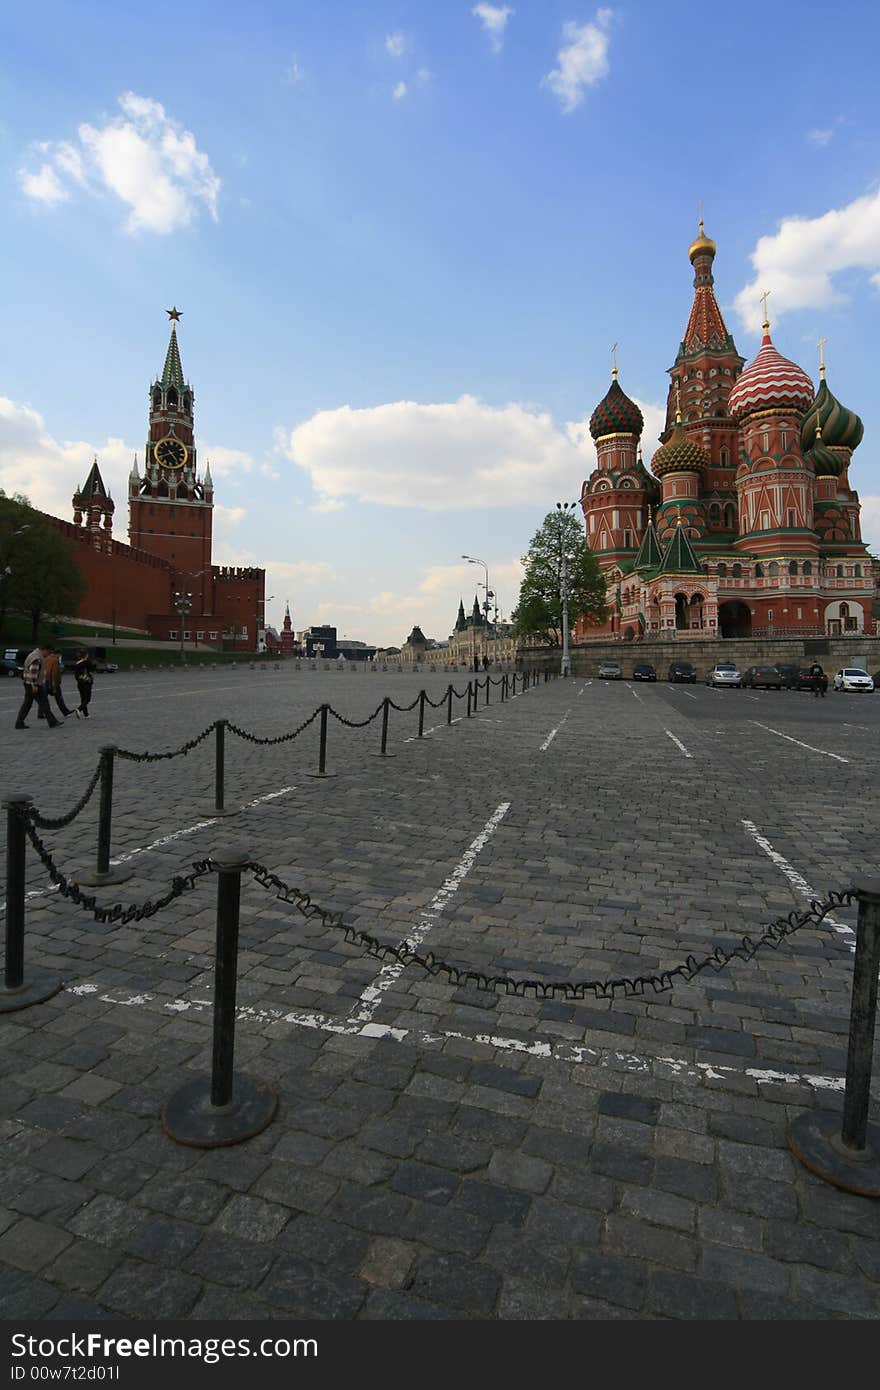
[806,117,842,148]
[18,92,220,234]
[735,188,880,333]
[213,505,246,527]
[283,391,664,513]
[392,81,408,101]
[286,54,305,83]
[418,67,432,83]
[199,443,253,477]
[18,163,69,204]
[0,396,133,521]
[472,4,514,52]
[543,9,613,113]
[385,32,407,58]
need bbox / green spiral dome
[589,377,644,441]
[650,421,710,478]
[805,436,844,477]
[800,378,864,452]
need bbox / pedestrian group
[15,647,95,730]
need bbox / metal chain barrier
[388,694,423,713]
[226,707,321,746]
[117,722,218,763]
[29,761,104,831]
[327,702,385,729]
[19,809,214,925]
[246,864,855,1001]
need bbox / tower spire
[162,308,186,389]
[817,337,827,381]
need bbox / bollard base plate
[0,972,63,1014]
[201,805,240,818]
[370,752,396,758]
[162,1072,277,1148]
[788,1110,880,1197]
[306,771,336,778]
[76,864,134,887]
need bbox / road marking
[61,980,846,1091]
[402,717,463,743]
[750,720,849,764]
[679,689,697,700]
[540,711,570,751]
[628,686,643,702]
[664,729,693,758]
[741,818,854,946]
[346,800,511,1027]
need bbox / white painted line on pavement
[540,710,570,751]
[62,980,846,1091]
[664,729,693,758]
[628,686,643,702]
[679,689,698,700]
[346,800,512,1027]
[741,818,854,946]
[750,720,849,764]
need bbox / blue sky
[2,0,879,646]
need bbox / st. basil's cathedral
[575,223,873,642]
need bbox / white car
[832,668,874,693]
[706,662,741,688]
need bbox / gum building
[576,225,874,642]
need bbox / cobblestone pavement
[0,663,878,1320]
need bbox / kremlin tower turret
[581,356,655,562]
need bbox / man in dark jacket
[809,661,826,698]
[15,645,61,729]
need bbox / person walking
[15,644,61,729]
[809,660,826,698]
[43,646,76,718]
[74,649,94,717]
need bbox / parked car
[798,667,827,693]
[774,663,803,689]
[705,662,741,688]
[667,661,696,683]
[59,645,118,673]
[1,647,27,677]
[598,660,623,680]
[832,668,874,693]
[631,663,657,682]
[742,665,784,690]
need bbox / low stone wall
[526,636,880,680]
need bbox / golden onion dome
[688,219,717,264]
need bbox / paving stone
[97,1259,201,1319]
[620,1187,695,1233]
[598,1092,660,1126]
[359,1236,418,1289]
[792,1264,880,1318]
[359,1288,453,1319]
[411,1251,500,1315]
[29,1137,104,1182]
[272,1130,335,1167]
[454,1180,532,1229]
[400,1201,490,1257]
[650,1269,739,1320]
[321,1141,396,1186]
[0,1268,60,1317]
[391,1160,460,1205]
[570,1252,647,1312]
[0,1217,73,1273]
[701,1243,791,1297]
[214,1193,291,1242]
[736,1290,836,1320]
[139,1175,229,1225]
[697,1207,763,1252]
[183,1230,275,1289]
[123,1217,202,1267]
[605,1214,697,1272]
[469,1062,542,1098]
[653,1156,718,1203]
[590,1142,654,1186]
[763,1219,850,1270]
[252,1164,338,1214]
[415,1133,492,1173]
[45,1239,121,1294]
[487,1148,553,1194]
[277,1214,371,1272]
[44,1295,116,1319]
[68,1195,143,1248]
[721,1172,797,1221]
[258,1254,367,1318]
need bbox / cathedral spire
[678,219,737,360]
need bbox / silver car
[833,668,874,693]
[706,662,741,688]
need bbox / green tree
[511,509,606,645]
[0,494,86,641]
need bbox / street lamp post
[173,590,193,666]
[556,502,579,677]
[462,555,490,669]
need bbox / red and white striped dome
[728,329,814,422]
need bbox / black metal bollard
[162,850,277,1147]
[0,795,62,1013]
[485,676,490,707]
[467,681,473,717]
[204,720,238,817]
[77,747,133,886]
[418,690,426,738]
[373,696,395,757]
[501,675,506,702]
[307,704,336,778]
[788,880,880,1196]
[447,685,453,725]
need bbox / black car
[667,661,696,683]
[1,647,27,677]
[742,665,784,690]
[632,663,657,681]
[774,663,802,689]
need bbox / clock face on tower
[155,436,188,470]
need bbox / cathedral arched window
[717,563,727,577]
[167,389,178,409]
[854,564,862,578]
[724,504,735,529]
[755,563,764,578]
[709,503,721,526]
[732,563,742,578]
[803,560,812,575]
[768,561,779,577]
[720,448,729,467]
[789,560,798,576]
[836,564,844,578]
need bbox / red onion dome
[728,327,814,422]
[589,375,644,441]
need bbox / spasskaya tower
[128,308,214,597]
